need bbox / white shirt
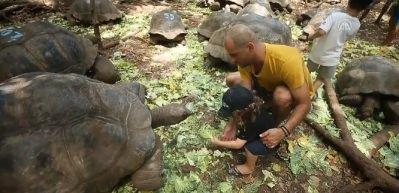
[309,11,360,66]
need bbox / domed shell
[0,21,97,82]
[228,0,248,7]
[238,2,275,17]
[336,56,399,97]
[198,10,237,39]
[0,72,154,193]
[68,0,123,24]
[149,9,187,41]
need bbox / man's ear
[247,42,255,51]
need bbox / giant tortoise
[208,0,248,13]
[0,72,191,193]
[197,10,237,41]
[336,56,399,124]
[0,21,119,83]
[297,7,342,40]
[237,2,275,17]
[205,13,292,68]
[68,0,123,24]
[149,9,187,44]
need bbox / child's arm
[308,28,327,41]
[211,137,247,149]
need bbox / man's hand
[221,120,237,141]
[259,128,285,148]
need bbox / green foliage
[288,133,332,176]
[241,179,263,193]
[380,133,399,176]
[262,169,277,188]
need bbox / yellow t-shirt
[239,43,314,97]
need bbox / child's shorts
[245,139,276,156]
[307,59,337,80]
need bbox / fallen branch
[369,125,399,158]
[323,79,353,144]
[305,80,399,193]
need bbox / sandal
[227,164,253,177]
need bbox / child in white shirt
[307,0,374,92]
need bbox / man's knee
[273,86,293,108]
[226,72,241,87]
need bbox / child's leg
[234,140,276,175]
[236,147,258,174]
[315,65,337,91]
[383,5,399,45]
[307,59,323,94]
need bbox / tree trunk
[90,0,103,49]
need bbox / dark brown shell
[68,0,123,24]
[0,72,155,193]
[0,21,97,82]
[149,9,187,41]
[205,13,292,63]
[228,0,247,7]
[197,10,237,39]
[238,2,275,17]
[336,56,399,97]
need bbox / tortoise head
[92,55,120,84]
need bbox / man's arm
[211,137,247,149]
[260,84,311,148]
[284,84,311,133]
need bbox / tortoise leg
[209,0,221,11]
[382,99,399,125]
[131,135,163,190]
[339,94,362,106]
[92,55,120,84]
[360,95,380,120]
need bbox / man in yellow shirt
[220,24,313,154]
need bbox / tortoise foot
[131,136,163,190]
[382,100,399,125]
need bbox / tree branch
[304,117,344,148]
[369,125,399,158]
[337,181,377,193]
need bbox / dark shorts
[307,59,337,80]
[244,139,276,156]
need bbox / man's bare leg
[272,85,293,125]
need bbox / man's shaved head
[225,24,258,49]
